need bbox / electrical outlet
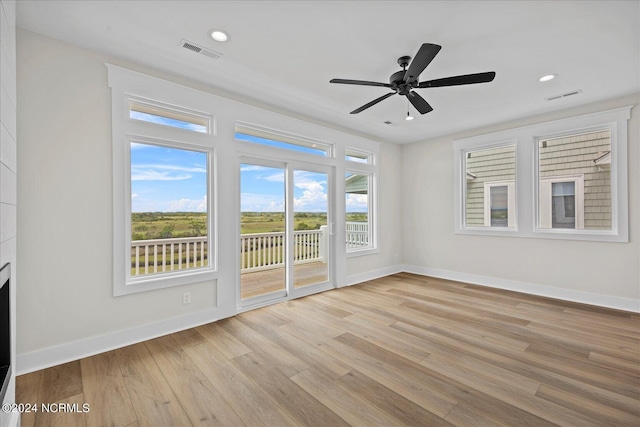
[182,292,191,305]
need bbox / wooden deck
[241,261,328,300]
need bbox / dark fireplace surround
[0,263,10,404]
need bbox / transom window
[235,122,332,157]
[129,97,211,134]
[345,147,373,164]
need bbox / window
[235,122,332,157]
[484,181,515,227]
[129,97,211,134]
[130,141,210,278]
[108,64,217,296]
[345,148,373,164]
[464,144,516,229]
[539,176,585,229]
[537,130,609,231]
[454,106,630,242]
[345,172,373,251]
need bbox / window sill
[346,247,380,258]
[115,268,217,296]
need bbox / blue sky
[131,143,207,212]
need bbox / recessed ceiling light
[209,29,229,42]
[539,74,556,82]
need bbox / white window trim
[108,64,218,296]
[483,180,516,228]
[538,175,585,231]
[454,105,631,242]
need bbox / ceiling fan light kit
[330,43,496,116]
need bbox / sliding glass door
[240,160,332,306]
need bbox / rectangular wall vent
[179,40,222,60]
[545,89,582,101]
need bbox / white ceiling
[16,1,640,144]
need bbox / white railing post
[319,225,327,263]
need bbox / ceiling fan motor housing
[390,70,416,95]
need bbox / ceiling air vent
[545,89,582,101]
[179,39,222,60]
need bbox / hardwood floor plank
[80,351,137,427]
[290,368,405,426]
[193,322,251,360]
[15,370,42,427]
[237,309,352,380]
[231,352,349,426]
[34,393,87,427]
[393,319,640,417]
[217,316,308,378]
[114,343,192,427]
[144,334,245,426]
[174,328,298,427]
[536,383,640,427]
[318,334,459,417]
[38,361,83,404]
[336,369,455,427]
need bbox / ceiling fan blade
[418,71,496,88]
[350,92,396,114]
[330,78,392,88]
[407,91,433,115]
[404,43,442,83]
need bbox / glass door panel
[292,169,329,288]
[240,164,286,301]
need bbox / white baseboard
[16,308,221,376]
[401,264,640,313]
[343,264,404,288]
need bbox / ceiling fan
[330,43,496,115]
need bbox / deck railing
[240,228,327,272]
[131,222,368,276]
[131,236,208,276]
[346,221,369,249]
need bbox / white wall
[15,29,403,373]
[402,93,640,310]
[0,0,17,426]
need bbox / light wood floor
[16,273,640,426]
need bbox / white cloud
[131,164,205,181]
[241,193,285,212]
[293,173,327,211]
[346,194,368,211]
[167,195,207,212]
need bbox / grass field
[131,211,353,239]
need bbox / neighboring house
[465,129,611,230]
